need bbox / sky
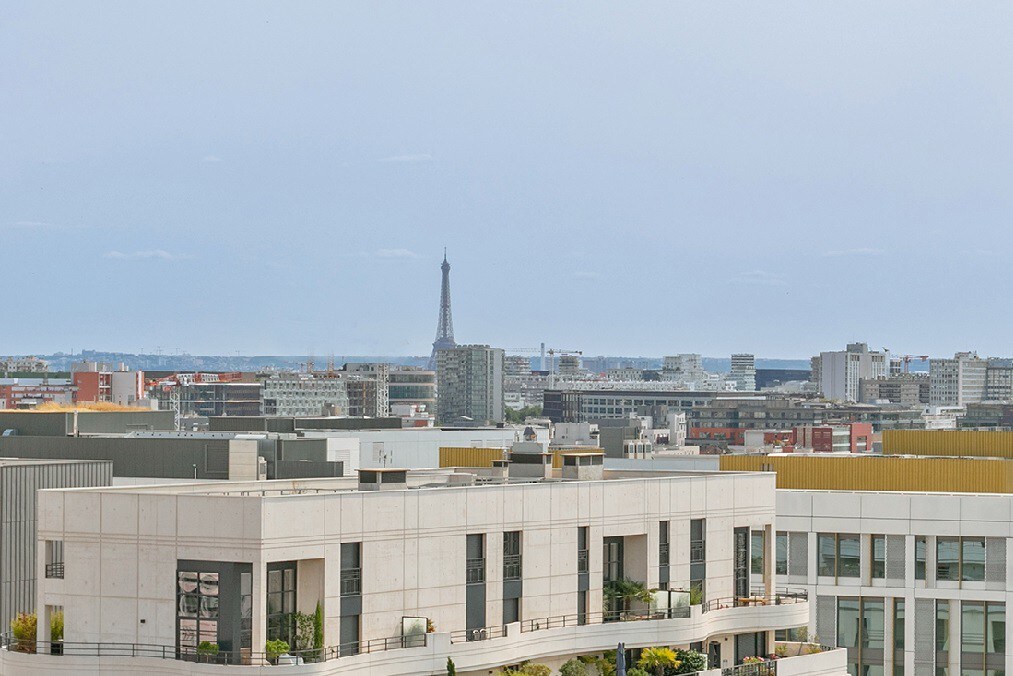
[3,2,1013,358]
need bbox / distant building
[605,367,644,381]
[985,358,1013,403]
[71,360,144,405]
[817,343,888,402]
[152,375,263,418]
[436,344,505,425]
[930,351,986,406]
[961,402,1013,429]
[261,372,349,417]
[503,355,531,377]
[0,378,76,409]
[730,354,756,392]
[793,422,874,453]
[859,373,930,406]
[0,355,48,374]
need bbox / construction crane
[898,355,930,373]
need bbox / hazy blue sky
[4,2,1012,357]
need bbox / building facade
[21,469,815,674]
[436,345,505,425]
[731,354,757,392]
[818,344,889,403]
[930,352,987,407]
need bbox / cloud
[104,250,190,261]
[728,270,788,287]
[377,154,433,164]
[373,248,419,259]
[200,155,223,163]
[822,247,885,258]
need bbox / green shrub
[197,641,219,655]
[50,610,64,642]
[10,612,37,653]
[560,658,586,676]
[265,639,290,661]
[638,647,680,676]
[293,611,315,651]
[447,656,457,675]
[313,602,324,655]
[627,669,651,676]
[673,649,707,674]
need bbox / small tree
[673,649,707,674]
[603,578,654,618]
[637,647,680,676]
[50,610,64,642]
[560,658,586,676]
[447,657,457,675]
[265,639,290,663]
[293,611,315,651]
[312,603,324,660]
[627,669,651,676]
[10,612,37,653]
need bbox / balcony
[44,562,64,579]
[577,549,589,573]
[690,540,705,563]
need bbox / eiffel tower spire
[429,249,456,368]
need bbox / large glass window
[503,531,522,580]
[962,539,986,582]
[962,602,1005,675]
[871,535,886,579]
[819,533,861,578]
[751,530,764,575]
[838,597,885,676]
[177,571,219,654]
[936,600,950,653]
[937,538,960,581]
[690,519,706,563]
[267,562,297,645]
[775,532,788,575]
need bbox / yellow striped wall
[719,454,1013,493]
[439,447,506,468]
[883,430,1013,458]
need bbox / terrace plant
[603,577,654,617]
[637,647,680,676]
[9,612,37,653]
[265,639,290,663]
[560,658,586,676]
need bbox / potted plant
[50,610,64,655]
[312,603,324,661]
[265,639,290,665]
[10,612,37,654]
[637,647,680,676]
[196,641,219,662]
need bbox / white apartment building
[4,469,826,675]
[930,352,987,407]
[777,489,1013,676]
[261,373,349,417]
[819,344,889,403]
[731,355,757,393]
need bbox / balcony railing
[466,557,485,584]
[340,567,361,596]
[0,632,427,665]
[44,562,64,579]
[690,540,706,563]
[577,549,589,573]
[702,589,808,613]
[449,624,507,643]
[659,542,670,567]
[503,554,522,581]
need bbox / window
[818,533,861,579]
[577,527,589,574]
[659,521,670,567]
[775,532,788,576]
[503,531,522,581]
[45,540,64,579]
[267,562,297,645]
[466,534,485,584]
[936,537,986,582]
[894,599,905,650]
[503,597,520,625]
[341,543,361,596]
[690,519,706,563]
[177,571,219,653]
[751,530,765,575]
[961,602,1005,674]
[915,536,927,580]
[871,535,886,579]
[936,600,950,653]
[838,597,885,676]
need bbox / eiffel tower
[429,249,456,369]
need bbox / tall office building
[818,343,888,403]
[930,351,987,406]
[730,354,756,392]
[436,344,504,425]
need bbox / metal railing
[521,607,689,633]
[722,661,777,676]
[466,557,485,584]
[503,554,522,581]
[659,542,670,567]
[577,549,589,573]
[0,631,426,665]
[340,567,361,596]
[44,562,64,579]
[702,589,808,614]
[449,625,507,643]
[690,540,706,562]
